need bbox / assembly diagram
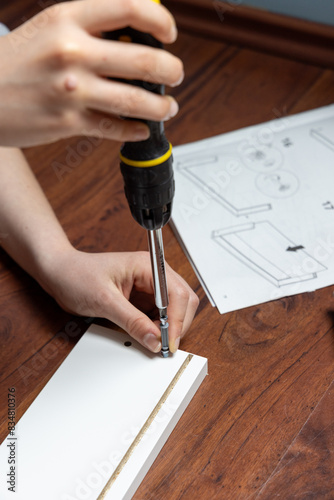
[171,105,334,313]
[176,154,272,216]
[176,139,300,217]
[310,127,334,152]
[212,221,326,287]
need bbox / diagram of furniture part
[176,142,299,217]
[212,221,326,287]
[310,127,334,152]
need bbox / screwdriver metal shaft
[147,229,169,357]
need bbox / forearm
[0,149,198,353]
[0,146,72,290]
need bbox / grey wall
[240,0,334,26]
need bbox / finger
[167,287,190,353]
[83,75,179,121]
[105,291,163,353]
[74,111,150,142]
[178,290,199,337]
[69,0,178,44]
[84,37,184,87]
[165,273,199,353]
[125,253,199,353]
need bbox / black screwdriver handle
[104,26,175,230]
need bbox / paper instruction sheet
[171,105,334,314]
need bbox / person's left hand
[39,248,199,353]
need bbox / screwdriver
[104,9,175,357]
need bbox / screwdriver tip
[160,316,169,358]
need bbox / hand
[39,248,199,353]
[0,0,183,147]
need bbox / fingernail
[165,97,179,120]
[170,336,180,354]
[171,70,185,88]
[143,333,161,353]
[171,24,178,43]
[134,123,150,141]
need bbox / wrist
[34,239,76,296]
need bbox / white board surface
[0,325,207,500]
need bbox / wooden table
[1,1,334,498]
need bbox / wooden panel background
[0,1,334,498]
[164,0,334,69]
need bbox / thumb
[106,293,162,353]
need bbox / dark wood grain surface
[165,0,334,69]
[1,2,334,498]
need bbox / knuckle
[152,97,171,121]
[134,250,150,266]
[122,0,140,21]
[124,87,146,115]
[74,289,108,318]
[49,33,82,68]
[137,51,183,87]
[174,284,190,302]
[93,288,116,317]
[125,315,146,337]
[174,316,185,333]
[190,293,200,310]
[115,124,132,142]
[136,251,153,273]
[135,50,159,80]
[50,73,76,97]
[60,108,81,131]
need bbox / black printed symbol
[282,138,293,147]
[323,201,334,210]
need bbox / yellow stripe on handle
[151,0,161,3]
[120,142,172,167]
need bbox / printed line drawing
[255,170,299,198]
[212,221,327,287]
[310,128,334,152]
[172,105,334,314]
[239,144,283,172]
[176,154,272,217]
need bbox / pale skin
[0,0,199,353]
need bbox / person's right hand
[38,249,199,354]
[0,0,183,147]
